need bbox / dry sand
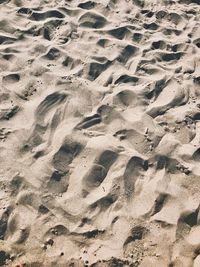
[1,0,200,266]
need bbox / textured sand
[1,0,200,266]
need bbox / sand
[1,0,200,266]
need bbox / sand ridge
[1,0,200,266]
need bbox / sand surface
[1,0,200,266]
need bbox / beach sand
[1,0,200,266]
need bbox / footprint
[194,38,200,48]
[0,251,10,266]
[17,191,40,210]
[53,141,83,172]
[75,113,101,130]
[0,207,12,240]
[151,40,166,50]
[179,0,200,4]
[124,225,147,246]
[0,105,19,121]
[17,7,32,15]
[81,229,105,238]
[142,77,169,100]
[0,35,16,45]
[44,47,60,60]
[167,12,183,26]
[46,224,69,236]
[132,0,144,7]
[146,79,188,118]
[2,73,20,84]
[62,56,81,69]
[47,170,69,194]
[38,205,49,214]
[88,61,111,81]
[83,164,107,189]
[79,11,107,28]
[90,193,118,211]
[108,26,131,40]
[156,10,167,20]
[78,1,96,9]
[97,105,122,124]
[178,207,199,227]
[124,156,148,198]
[161,52,183,62]
[117,45,139,64]
[82,150,118,193]
[113,90,137,107]
[36,91,67,119]
[97,38,109,47]
[0,128,11,142]
[192,147,200,161]
[114,74,139,85]
[151,193,168,216]
[15,226,30,244]
[176,207,199,239]
[141,9,154,18]
[9,175,25,196]
[29,10,65,21]
[144,22,159,30]
[42,20,63,41]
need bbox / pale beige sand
[1,0,200,266]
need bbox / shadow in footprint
[0,251,10,266]
[29,10,65,21]
[0,207,12,240]
[108,26,130,40]
[75,114,101,130]
[36,91,67,120]
[114,74,139,85]
[161,52,183,61]
[53,142,83,172]
[88,60,111,81]
[124,156,148,198]
[117,45,138,64]
[151,193,168,216]
[193,148,200,161]
[90,193,118,211]
[83,150,118,194]
[124,225,147,246]
[176,206,199,239]
[79,12,107,28]
[3,73,20,83]
[0,35,16,45]
[78,1,96,9]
